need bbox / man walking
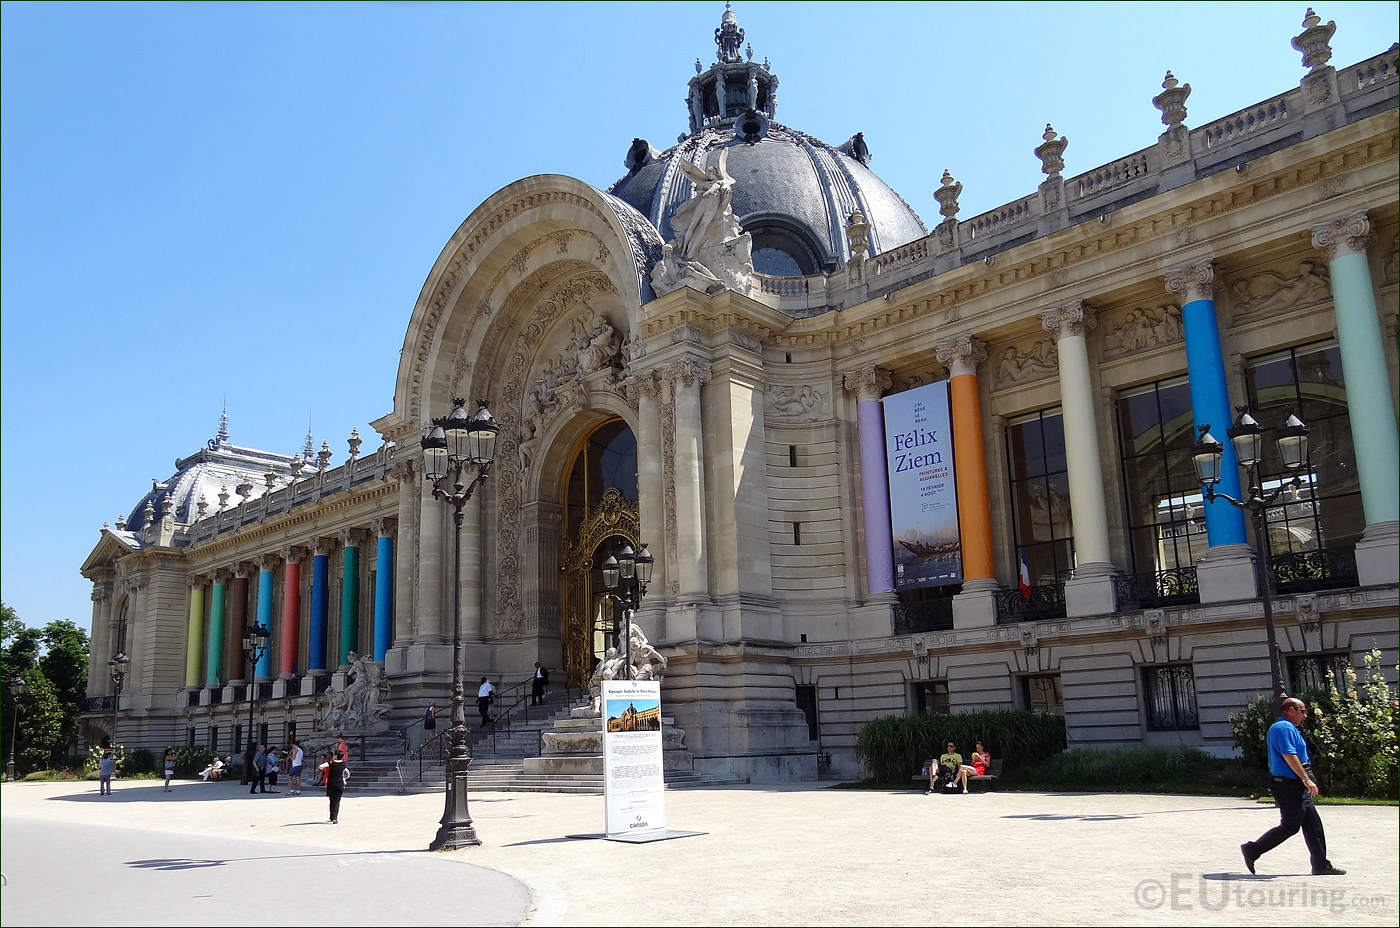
[248,744,269,794]
[477,677,495,727]
[1241,697,1345,876]
[531,662,549,706]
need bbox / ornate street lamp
[107,651,129,749]
[423,398,498,851]
[601,542,654,679]
[1191,408,1311,707]
[239,623,272,785]
[7,677,27,782]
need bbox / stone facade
[82,8,1398,782]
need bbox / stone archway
[558,488,639,687]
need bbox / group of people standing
[247,741,306,795]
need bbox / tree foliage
[2,602,90,774]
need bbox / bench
[912,758,1004,792]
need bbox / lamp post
[107,651,129,749]
[239,623,271,785]
[422,398,498,851]
[7,677,27,781]
[600,542,654,679]
[1191,407,1311,708]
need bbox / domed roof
[606,6,926,277]
[120,413,310,539]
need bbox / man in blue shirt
[1240,697,1345,876]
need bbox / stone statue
[584,623,669,712]
[334,651,390,731]
[650,149,755,297]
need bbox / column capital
[212,568,232,584]
[311,536,336,558]
[254,552,282,572]
[935,335,988,377]
[188,575,207,591]
[1311,211,1372,262]
[1163,261,1215,303]
[662,358,712,387]
[842,365,892,402]
[233,562,254,580]
[279,545,308,563]
[90,579,114,603]
[339,526,369,548]
[372,517,398,538]
[1040,300,1097,339]
[390,459,417,482]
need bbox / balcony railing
[1271,547,1358,594]
[1113,567,1200,610]
[82,696,115,714]
[892,599,955,634]
[993,583,1066,624]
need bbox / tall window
[1022,674,1064,716]
[1245,342,1362,561]
[1116,379,1209,576]
[912,680,950,716]
[1288,652,1351,694]
[1006,409,1074,586]
[1142,664,1199,731]
[565,420,638,538]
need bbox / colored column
[373,521,395,660]
[228,569,250,681]
[1041,302,1113,572]
[339,528,365,665]
[255,558,275,679]
[309,542,331,672]
[205,576,227,686]
[845,365,895,594]
[1313,212,1400,586]
[937,337,995,583]
[1166,263,1247,545]
[279,547,303,677]
[185,582,205,688]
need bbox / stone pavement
[2,778,1396,926]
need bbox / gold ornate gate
[559,487,639,687]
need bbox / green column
[340,533,362,666]
[206,579,227,685]
[185,583,205,688]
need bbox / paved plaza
[2,779,1397,926]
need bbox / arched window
[746,221,823,277]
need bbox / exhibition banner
[883,380,962,589]
[602,679,666,837]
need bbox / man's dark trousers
[1246,776,1329,871]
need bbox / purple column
[846,367,894,594]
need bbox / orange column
[938,336,994,581]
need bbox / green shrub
[120,748,156,777]
[1003,745,1261,794]
[855,708,1065,783]
[174,746,215,778]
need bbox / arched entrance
[557,421,639,687]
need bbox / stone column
[393,461,418,645]
[228,566,251,683]
[86,575,114,694]
[460,485,483,640]
[937,336,998,627]
[206,573,227,686]
[1313,212,1400,585]
[843,365,895,595]
[667,358,712,601]
[184,580,205,689]
[636,372,668,602]
[372,518,395,659]
[338,528,367,666]
[418,476,445,640]
[253,554,279,680]
[278,546,305,678]
[1166,262,1254,603]
[1041,301,1117,615]
[308,540,332,673]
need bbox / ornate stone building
[82,7,1398,780]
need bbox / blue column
[255,563,275,679]
[308,547,330,672]
[1169,264,1246,545]
[374,529,394,661]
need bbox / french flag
[1018,549,1032,599]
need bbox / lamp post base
[429,727,480,851]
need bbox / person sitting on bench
[940,741,978,793]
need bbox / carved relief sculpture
[1229,260,1332,323]
[993,338,1057,387]
[1102,304,1184,357]
[767,384,824,421]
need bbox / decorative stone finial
[1153,71,1191,128]
[289,454,303,479]
[934,169,963,221]
[196,495,208,518]
[302,426,315,460]
[845,209,871,261]
[317,440,333,470]
[1291,8,1336,71]
[217,485,229,510]
[715,2,745,63]
[695,57,703,75]
[348,427,363,459]
[115,513,126,530]
[216,408,229,445]
[264,467,278,490]
[746,42,753,61]
[236,477,253,499]
[1034,124,1068,176]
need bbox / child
[163,750,176,792]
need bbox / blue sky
[2,1,1396,632]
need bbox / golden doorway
[559,488,639,687]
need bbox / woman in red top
[971,742,991,776]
